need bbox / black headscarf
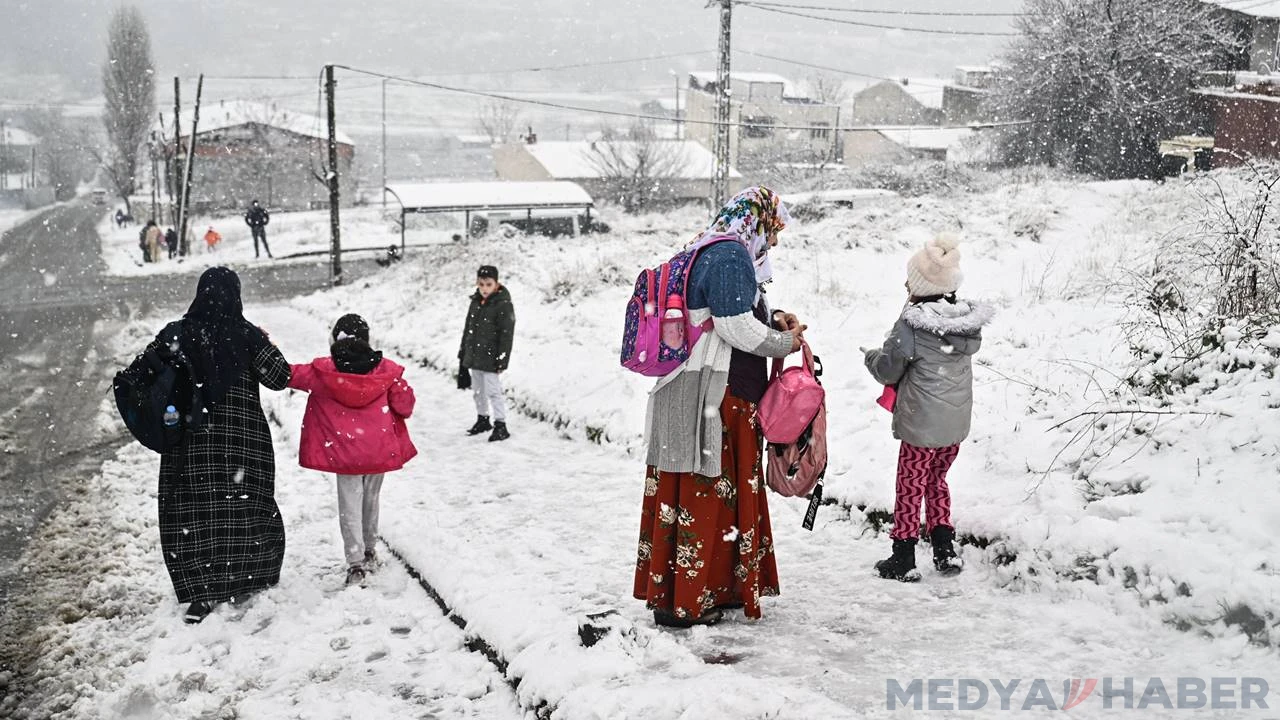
[330,313,382,374]
[179,267,269,405]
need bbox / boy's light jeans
[336,473,384,568]
[470,369,507,422]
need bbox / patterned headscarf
[693,185,791,286]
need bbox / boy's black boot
[930,525,963,576]
[488,421,510,442]
[875,539,922,583]
[466,415,492,435]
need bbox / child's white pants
[336,473,384,567]
[470,369,507,421]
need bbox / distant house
[942,66,997,125]
[842,126,992,167]
[850,78,946,126]
[0,125,39,191]
[683,71,841,167]
[176,100,355,213]
[493,138,740,206]
[1202,0,1280,73]
[1188,2,1280,166]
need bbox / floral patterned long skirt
[633,393,779,620]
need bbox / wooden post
[325,64,343,285]
[172,78,181,227]
[177,74,202,257]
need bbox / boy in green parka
[458,265,515,441]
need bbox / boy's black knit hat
[331,313,370,344]
[477,265,499,280]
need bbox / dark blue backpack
[113,322,207,453]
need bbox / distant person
[120,267,292,624]
[144,220,164,263]
[204,226,222,253]
[862,234,994,582]
[115,208,126,229]
[138,223,150,264]
[287,314,418,587]
[457,265,515,442]
[244,199,273,259]
[165,227,179,260]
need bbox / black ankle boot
[466,415,492,435]
[875,539,921,582]
[930,525,963,576]
[488,421,510,442]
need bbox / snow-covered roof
[875,125,975,151]
[893,78,948,110]
[689,70,791,87]
[1203,0,1280,18]
[181,100,353,146]
[384,181,594,211]
[783,188,899,206]
[523,140,741,180]
[0,126,38,146]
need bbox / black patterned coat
[138,340,292,604]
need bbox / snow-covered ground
[0,207,41,237]
[12,175,1280,718]
[96,205,463,277]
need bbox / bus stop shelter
[383,181,595,247]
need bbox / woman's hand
[772,310,801,332]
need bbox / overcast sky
[0,0,1022,100]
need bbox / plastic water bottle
[661,295,686,351]
[163,405,180,427]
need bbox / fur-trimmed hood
[902,299,995,338]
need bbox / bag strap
[768,339,813,380]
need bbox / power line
[330,63,1037,132]
[738,2,1021,36]
[744,1,1023,17]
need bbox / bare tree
[475,100,521,144]
[18,107,93,201]
[585,121,684,213]
[806,72,848,106]
[986,0,1239,178]
[99,5,155,215]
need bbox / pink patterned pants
[890,442,959,541]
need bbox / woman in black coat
[128,267,292,623]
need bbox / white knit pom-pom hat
[906,232,963,297]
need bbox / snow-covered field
[11,174,1280,718]
[0,207,41,237]
[96,205,466,277]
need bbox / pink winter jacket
[288,357,418,475]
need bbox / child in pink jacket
[288,314,418,586]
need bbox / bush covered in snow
[1123,166,1280,396]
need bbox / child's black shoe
[875,539,921,582]
[488,421,510,442]
[930,525,963,576]
[466,415,492,435]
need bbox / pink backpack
[757,341,825,444]
[765,401,827,500]
[619,236,732,377]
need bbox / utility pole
[1,118,7,191]
[172,79,181,227]
[148,131,158,222]
[710,0,733,208]
[325,64,343,285]
[381,77,387,209]
[672,71,682,141]
[178,74,203,257]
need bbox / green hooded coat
[458,285,515,373]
